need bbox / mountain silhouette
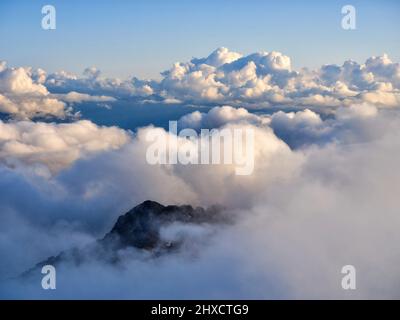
[21,200,225,278]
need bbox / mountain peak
[21,200,226,280]
[137,200,164,210]
[103,200,221,250]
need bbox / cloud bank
[1,47,394,112]
[158,48,400,108]
[0,49,400,299]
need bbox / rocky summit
[101,200,224,250]
[22,201,225,277]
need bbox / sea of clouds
[0,48,400,299]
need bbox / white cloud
[196,47,243,67]
[157,49,400,108]
[159,48,296,104]
[0,62,67,119]
[6,49,398,110]
[1,49,400,299]
[54,91,116,103]
[1,105,400,298]
[178,105,269,130]
[46,69,156,98]
[0,119,130,174]
[359,90,400,107]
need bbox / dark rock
[21,200,225,278]
[101,200,223,250]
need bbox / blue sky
[0,0,399,79]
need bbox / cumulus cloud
[178,103,393,149]
[0,62,67,119]
[6,48,399,110]
[1,104,400,298]
[1,105,400,298]
[1,49,400,299]
[0,60,156,120]
[158,48,296,105]
[155,48,400,108]
[46,68,156,98]
[178,105,269,130]
[155,48,400,107]
[0,119,130,174]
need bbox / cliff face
[22,201,225,277]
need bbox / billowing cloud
[46,68,156,98]
[178,105,269,130]
[158,48,296,105]
[0,62,67,119]
[1,49,400,299]
[0,119,130,173]
[1,104,400,298]
[4,49,400,111]
[178,103,392,149]
[156,48,400,108]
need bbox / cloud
[0,60,156,120]
[159,48,296,105]
[0,62,67,119]
[177,103,391,149]
[178,105,269,130]
[191,47,243,68]
[156,48,400,108]
[1,49,400,299]
[46,69,156,98]
[54,91,116,103]
[0,119,130,174]
[5,49,400,111]
[1,105,400,298]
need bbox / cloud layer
[4,47,395,113]
[1,50,400,299]
[158,48,400,108]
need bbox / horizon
[1,0,399,79]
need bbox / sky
[2,0,400,299]
[0,0,399,79]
